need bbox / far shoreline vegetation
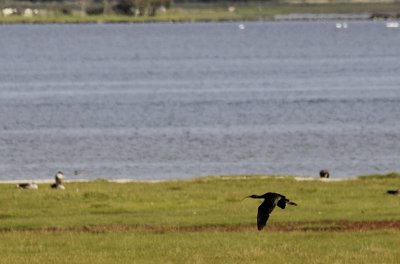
[1,1,400,24]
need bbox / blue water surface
[0,21,399,180]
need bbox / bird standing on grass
[245,192,297,230]
[387,189,400,195]
[55,171,64,184]
[51,171,65,189]
[17,182,38,189]
[319,169,330,178]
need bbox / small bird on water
[245,192,297,230]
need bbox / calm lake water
[0,21,399,180]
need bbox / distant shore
[1,172,397,184]
[0,174,373,185]
[1,3,399,24]
[0,178,167,184]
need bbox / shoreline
[1,2,399,25]
[0,175,354,184]
[4,170,399,184]
[0,178,168,184]
[0,15,398,25]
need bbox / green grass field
[0,173,399,263]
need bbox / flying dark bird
[245,192,297,231]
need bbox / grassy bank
[1,3,400,24]
[0,174,399,263]
[1,231,399,263]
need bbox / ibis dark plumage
[246,192,297,230]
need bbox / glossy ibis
[245,192,297,230]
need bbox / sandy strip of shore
[0,178,170,184]
[0,176,349,184]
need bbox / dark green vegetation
[0,174,399,263]
[1,1,400,23]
